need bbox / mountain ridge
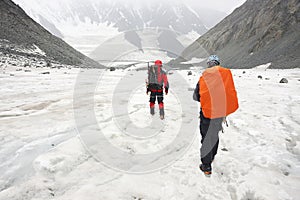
[12,0,227,56]
[0,0,103,67]
[179,0,300,69]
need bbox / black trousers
[149,91,164,106]
[200,110,223,166]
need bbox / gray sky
[113,0,247,14]
[184,0,247,13]
[16,0,247,14]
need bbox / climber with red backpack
[193,55,239,176]
[146,60,169,120]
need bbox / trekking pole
[146,62,150,95]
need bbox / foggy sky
[184,0,247,13]
[110,0,247,14]
[14,0,247,14]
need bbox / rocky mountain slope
[179,0,300,69]
[0,0,103,68]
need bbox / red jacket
[147,65,169,92]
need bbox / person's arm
[162,71,169,94]
[193,82,200,102]
[146,77,150,95]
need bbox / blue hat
[208,55,220,62]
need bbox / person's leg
[149,91,156,115]
[199,112,213,174]
[200,111,212,167]
[200,113,223,166]
[199,111,223,175]
[210,119,223,160]
[211,140,219,161]
[157,91,164,119]
[200,111,210,142]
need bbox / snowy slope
[12,0,226,57]
[0,53,299,199]
[89,28,197,65]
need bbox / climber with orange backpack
[193,55,239,176]
[146,60,169,120]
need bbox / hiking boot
[150,107,155,115]
[159,108,164,120]
[199,164,212,176]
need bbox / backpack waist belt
[150,89,163,92]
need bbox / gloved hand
[146,88,150,95]
[165,88,168,95]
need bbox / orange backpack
[199,66,238,119]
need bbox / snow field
[0,60,299,199]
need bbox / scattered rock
[221,148,228,152]
[285,138,292,142]
[46,61,52,67]
[243,71,246,74]
[110,67,116,71]
[41,72,50,75]
[258,75,262,79]
[265,78,270,80]
[10,74,14,76]
[132,196,143,200]
[279,78,288,83]
[187,71,192,76]
[24,70,31,72]
[16,68,22,71]
[283,171,289,176]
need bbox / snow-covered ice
[180,57,205,65]
[0,58,299,199]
